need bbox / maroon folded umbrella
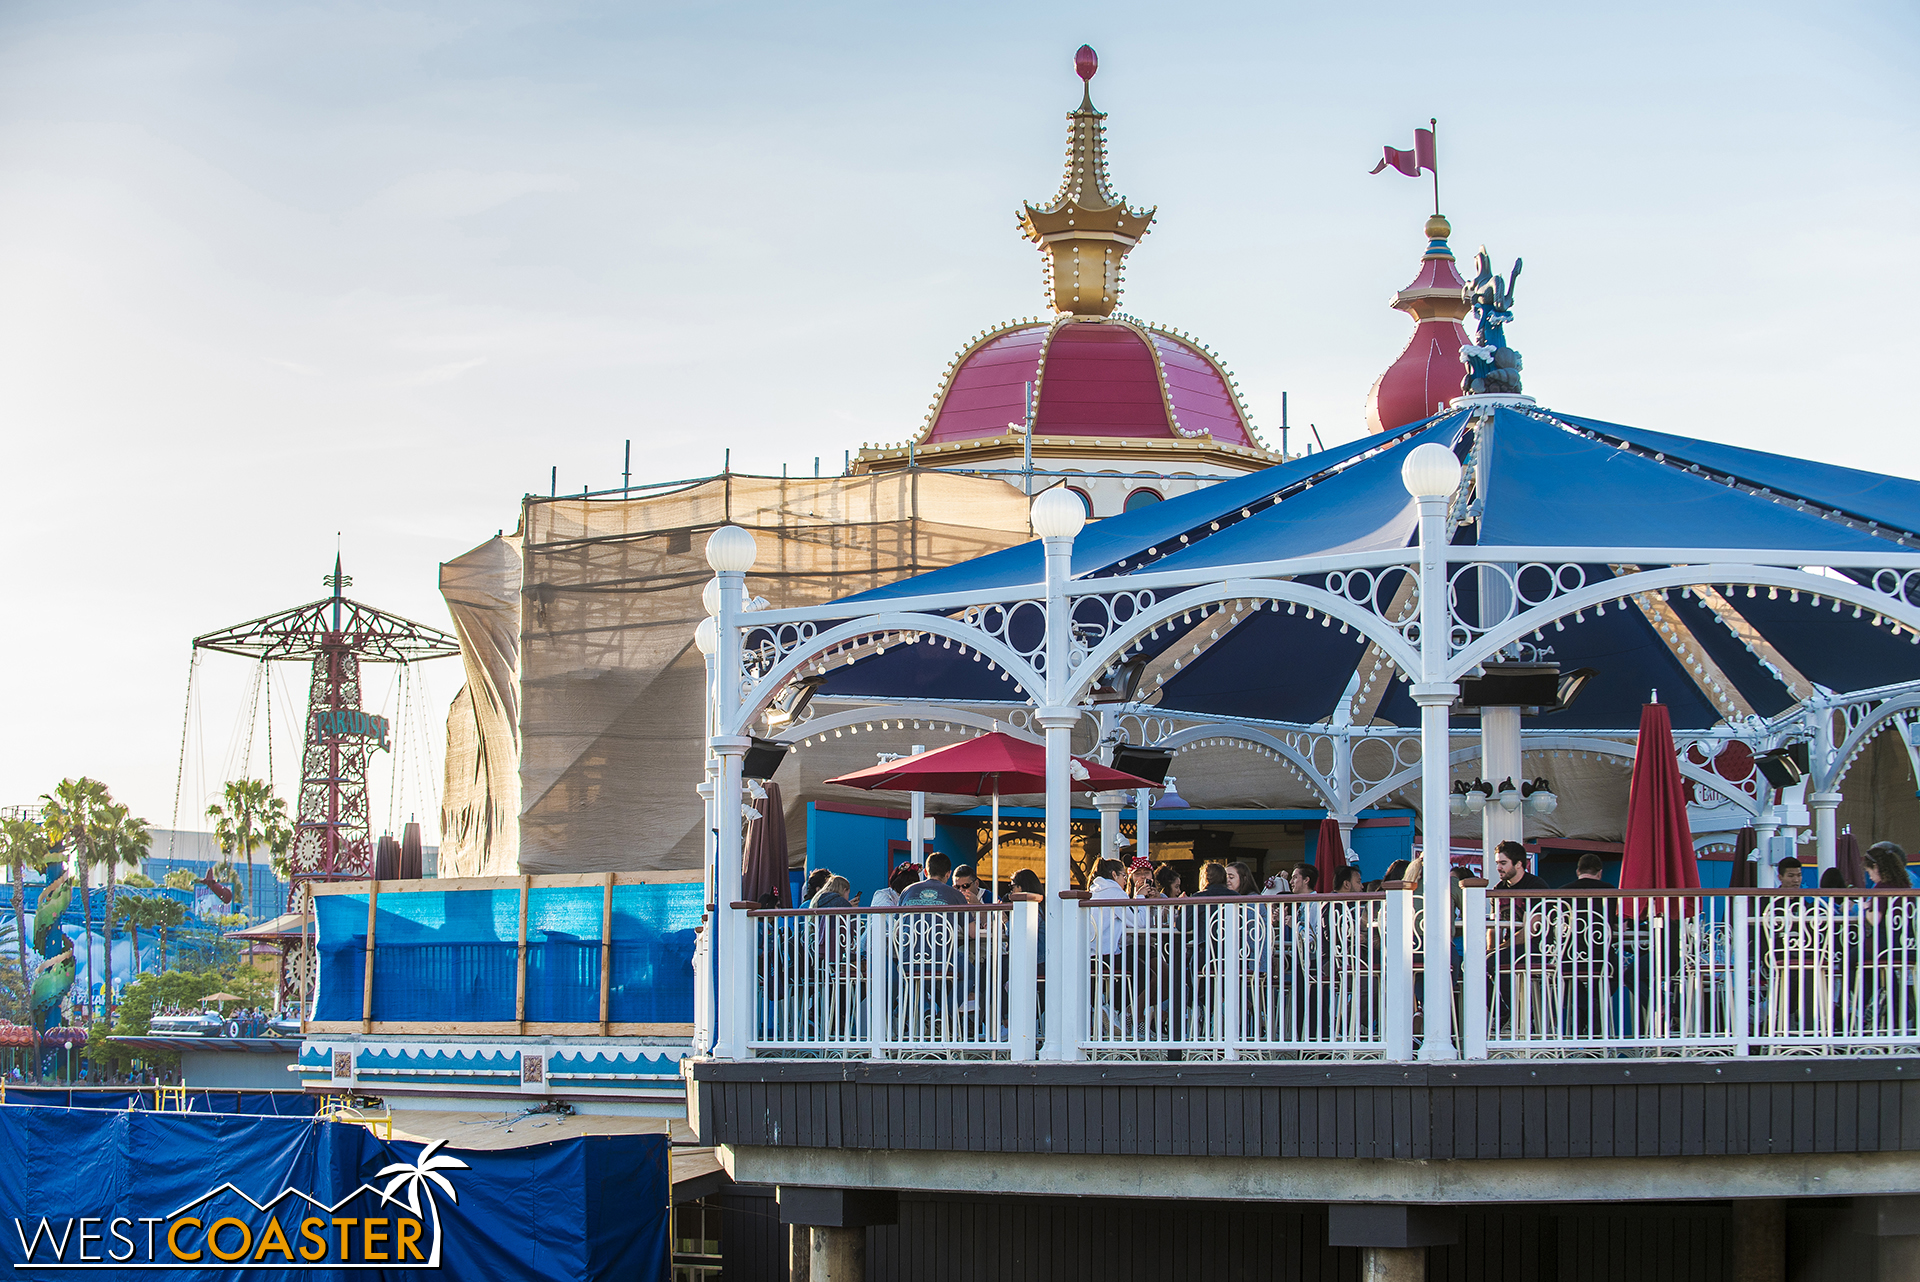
[742,781,791,908]
[1728,827,1758,889]
[1835,830,1865,889]
[1621,701,1700,896]
[1313,817,1347,892]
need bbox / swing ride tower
[192,557,461,886]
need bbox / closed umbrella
[826,732,1158,895]
[1313,817,1347,892]
[1836,829,1865,888]
[1621,699,1700,892]
[1727,827,1758,889]
[742,781,790,908]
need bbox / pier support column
[777,1187,897,1282]
[1730,1198,1783,1282]
[1329,1203,1458,1282]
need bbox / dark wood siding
[694,1059,1920,1162]
[711,1190,1746,1282]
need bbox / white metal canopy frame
[697,406,1920,1063]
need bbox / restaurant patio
[695,402,1920,1064]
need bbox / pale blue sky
[2,1,1915,831]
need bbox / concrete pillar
[788,1224,811,1282]
[777,1185,896,1282]
[1852,1194,1920,1281]
[1328,1202,1458,1277]
[810,1227,864,1281]
[1361,1245,1425,1282]
[1094,792,1124,866]
[1730,1198,1784,1282]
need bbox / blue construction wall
[312,882,701,1025]
[803,805,972,902]
[0,1106,665,1281]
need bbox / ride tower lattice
[193,557,461,888]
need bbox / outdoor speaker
[742,736,791,780]
[1456,663,1563,709]
[1111,744,1174,785]
[1755,746,1805,789]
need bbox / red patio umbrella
[1621,700,1700,892]
[742,781,790,907]
[1835,829,1866,889]
[1313,817,1347,892]
[1727,826,1758,889]
[826,731,1158,894]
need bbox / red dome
[924,318,1255,447]
[1365,216,1472,434]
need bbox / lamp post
[1030,486,1085,1061]
[704,524,758,1060]
[1402,441,1462,1061]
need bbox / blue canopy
[809,406,1920,730]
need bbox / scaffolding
[440,469,1037,876]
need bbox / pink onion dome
[920,315,1256,447]
[1365,214,1471,433]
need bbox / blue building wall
[803,805,974,902]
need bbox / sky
[1,0,1915,838]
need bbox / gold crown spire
[1018,46,1155,317]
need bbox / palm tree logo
[374,1139,470,1266]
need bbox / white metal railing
[1077,895,1397,1058]
[1476,888,1920,1058]
[730,888,1920,1062]
[746,903,1037,1059]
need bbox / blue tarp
[314,884,699,1025]
[0,1105,666,1280]
[0,1089,317,1116]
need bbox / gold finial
[1424,214,1451,242]
[1018,45,1156,317]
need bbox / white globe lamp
[705,525,758,573]
[693,617,719,656]
[1400,443,1463,500]
[1030,486,1087,541]
[702,578,722,616]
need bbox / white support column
[1755,815,1780,888]
[1479,705,1523,878]
[908,745,927,868]
[704,525,758,1062]
[1402,440,1463,1062]
[1030,486,1085,1062]
[1811,793,1841,874]
[1094,792,1124,866]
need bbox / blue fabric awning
[806,405,1920,730]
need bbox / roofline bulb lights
[1401,442,1463,498]
[1031,485,1087,540]
[706,525,758,573]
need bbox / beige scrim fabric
[509,471,1035,875]
[439,535,524,877]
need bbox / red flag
[1370,127,1436,177]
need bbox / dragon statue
[1460,247,1524,396]
[30,872,76,1032]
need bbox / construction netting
[439,470,1037,877]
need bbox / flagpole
[1430,117,1440,216]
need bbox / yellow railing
[153,1084,188,1112]
[318,1094,393,1140]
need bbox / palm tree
[41,779,109,1024]
[0,816,52,1082]
[151,898,187,972]
[92,802,149,1023]
[207,780,292,925]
